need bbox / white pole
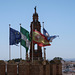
[42,22,44,60]
[32,23,33,63]
[20,23,22,59]
[9,24,11,60]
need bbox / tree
[53,57,63,60]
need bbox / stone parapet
[18,61,30,75]
[46,64,50,75]
[7,60,17,75]
[0,60,62,75]
[0,60,5,75]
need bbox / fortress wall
[50,64,56,75]
[0,60,62,75]
[56,64,62,75]
[0,61,5,75]
[18,64,30,75]
[46,64,50,75]
[7,61,17,75]
[18,61,43,75]
[30,65,40,75]
[39,65,43,75]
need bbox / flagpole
[42,22,45,60]
[9,24,11,60]
[25,50,27,60]
[44,48,46,65]
[32,23,33,63]
[20,23,22,59]
[26,51,28,60]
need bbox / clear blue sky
[0,0,75,60]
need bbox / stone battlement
[0,60,62,75]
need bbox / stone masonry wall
[0,60,5,75]
[56,64,62,75]
[18,64,30,75]
[50,64,56,75]
[7,61,17,75]
[0,60,62,75]
[18,60,44,75]
[46,64,50,75]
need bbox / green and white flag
[20,26,31,53]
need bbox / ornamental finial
[34,6,36,13]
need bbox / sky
[0,0,75,60]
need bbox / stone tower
[30,7,42,60]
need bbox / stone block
[7,61,17,75]
[0,60,5,75]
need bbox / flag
[20,26,31,53]
[10,27,21,45]
[43,28,59,42]
[33,30,51,47]
[49,35,59,42]
[43,28,50,41]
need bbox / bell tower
[30,7,42,60]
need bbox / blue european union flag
[10,28,21,45]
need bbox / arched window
[34,44,37,50]
[35,29,37,31]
